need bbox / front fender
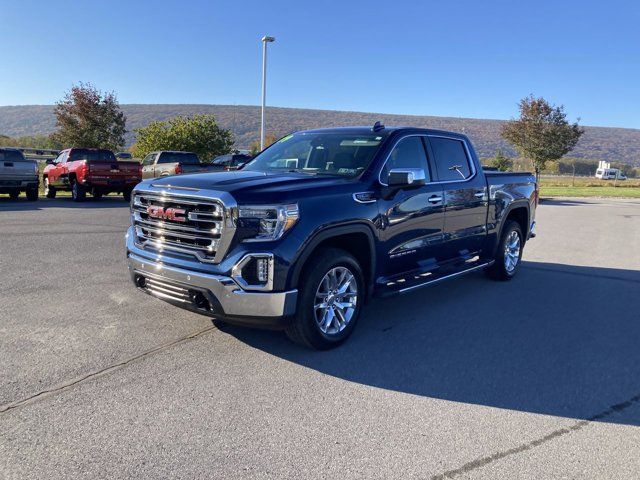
[287,222,377,294]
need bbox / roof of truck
[297,125,469,140]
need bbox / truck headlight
[238,204,299,242]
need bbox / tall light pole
[260,35,275,150]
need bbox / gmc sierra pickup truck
[0,148,39,201]
[43,148,141,201]
[126,125,537,349]
[141,151,222,179]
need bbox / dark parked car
[126,125,537,349]
[210,153,253,171]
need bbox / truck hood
[141,170,356,203]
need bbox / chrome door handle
[428,195,443,204]
[474,191,485,198]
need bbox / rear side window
[70,149,116,162]
[158,152,200,164]
[430,137,472,181]
[0,149,26,162]
[381,136,430,183]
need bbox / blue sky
[1,0,638,128]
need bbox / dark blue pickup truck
[126,124,537,349]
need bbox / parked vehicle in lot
[0,148,39,201]
[43,148,141,201]
[126,125,537,349]
[141,151,221,179]
[595,168,626,180]
[210,153,253,171]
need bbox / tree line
[1,84,600,174]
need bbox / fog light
[256,257,269,283]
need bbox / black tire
[485,220,524,281]
[26,187,38,201]
[285,248,365,350]
[92,189,103,200]
[71,180,86,202]
[44,178,56,198]
[123,189,132,202]
[9,190,20,200]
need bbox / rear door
[377,135,445,278]
[426,135,487,258]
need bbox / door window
[429,137,472,181]
[142,154,156,166]
[381,136,430,184]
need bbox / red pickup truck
[43,148,141,201]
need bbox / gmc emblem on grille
[146,205,187,222]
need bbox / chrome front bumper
[127,252,298,319]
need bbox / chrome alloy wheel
[504,230,521,273]
[314,266,358,335]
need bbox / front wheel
[485,220,524,281]
[285,248,364,349]
[44,178,56,198]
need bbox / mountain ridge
[1,104,638,165]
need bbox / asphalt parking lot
[1,196,640,479]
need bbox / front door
[50,151,68,186]
[377,135,445,279]
[141,153,156,179]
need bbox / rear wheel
[285,248,364,349]
[485,220,523,281]
[26,187,38,201]
[9,190,19,200]
[71,180,86,202]
[44,178,56,198]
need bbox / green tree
[501,95,584,179]
[0,134,61,149]
[52,83,126,150]
[132,115,233,161]
[489,149,513,171]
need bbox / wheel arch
[289,223,377,299]
[502,202,530,240]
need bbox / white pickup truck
[0,148,39,201]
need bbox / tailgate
[88,161,140,180]
[0,158,38,182]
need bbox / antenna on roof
[372,121,385,132]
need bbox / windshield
[243,132,385,177]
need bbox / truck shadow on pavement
[221,261,640,426]
[0,196,129,211]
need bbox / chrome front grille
[132,192,226,263]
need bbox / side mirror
[387,168,426,187]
